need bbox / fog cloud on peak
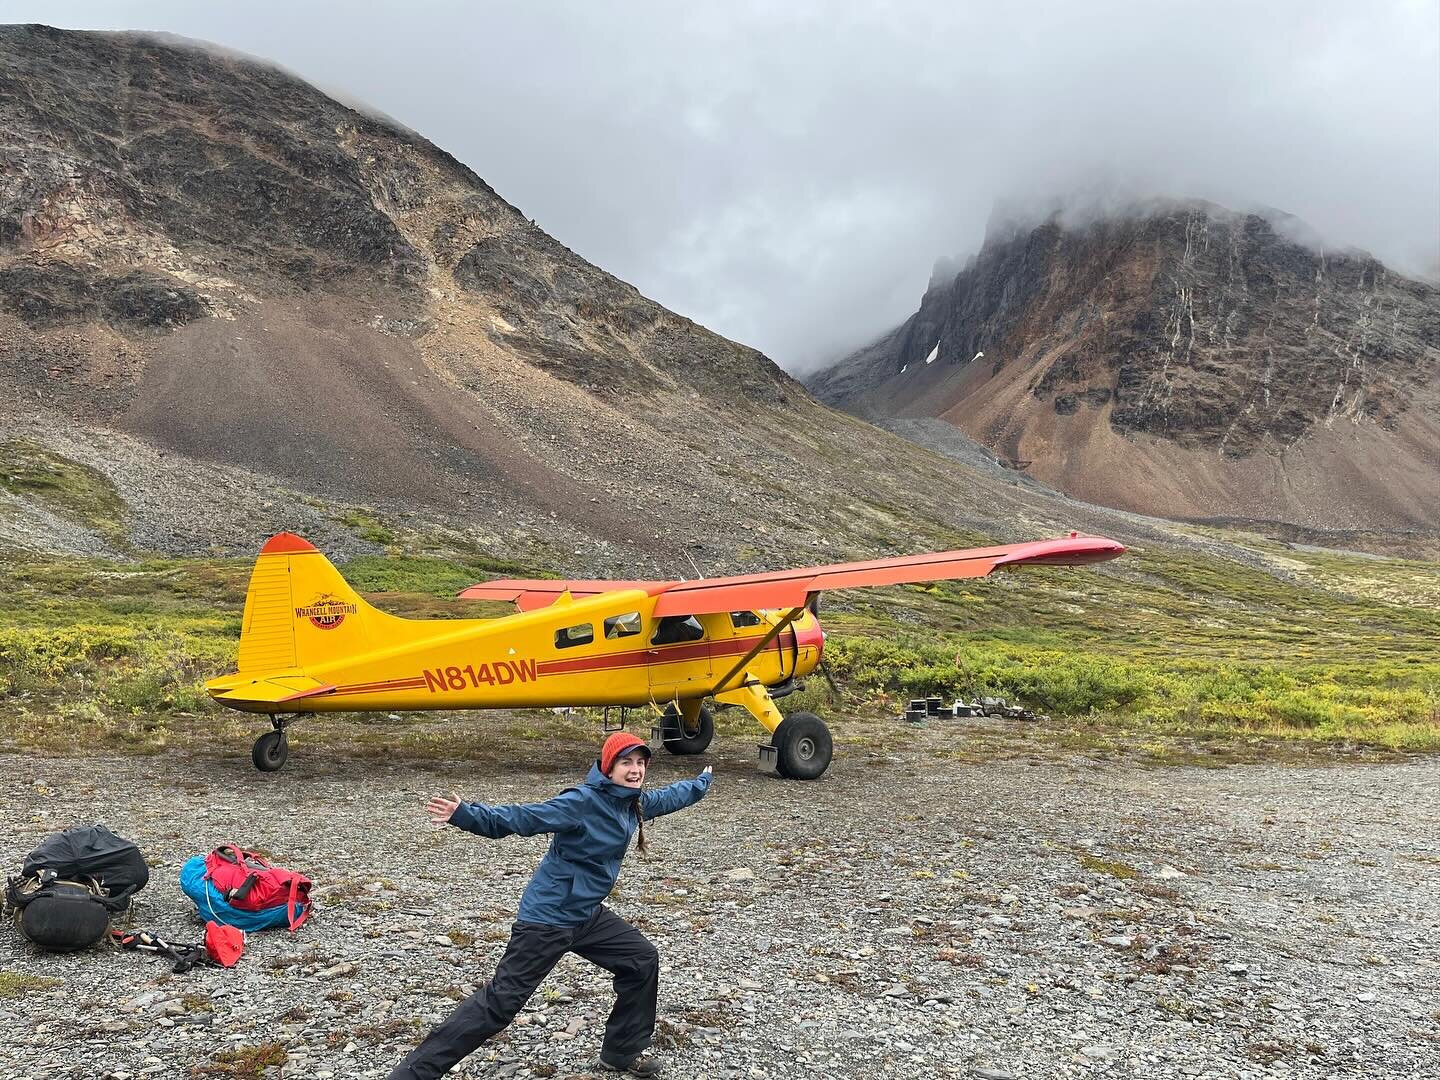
[13,1,1440,373]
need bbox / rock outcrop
[809,201,1440,531]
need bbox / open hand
[427,791,462,825]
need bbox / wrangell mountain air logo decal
[295,594,358,630]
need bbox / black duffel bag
[7,874,115,952]
[5,825,150,952]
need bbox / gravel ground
[1,724,1437,1080]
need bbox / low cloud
[24,0,1440,370]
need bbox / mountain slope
[1,25,1198,572]
[809,201,1440,532]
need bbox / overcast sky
[5,1,1439,372]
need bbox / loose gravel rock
[1,730,1436,1079]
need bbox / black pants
[388,906,660,1080]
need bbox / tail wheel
[771,712,832,780]
[661,703,714,755]
[252,730,289,772]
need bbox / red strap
[286,875,309,931]
[216,844,272,870]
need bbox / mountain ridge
[808,199,1440,532]
[1,24,1207,574]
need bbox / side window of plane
[604,611,643,639]
[650,615,705,645]
[729,611,762,629]
[555,623,594,649]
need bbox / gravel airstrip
[1,718,1436,1080]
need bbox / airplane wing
[458,579,665,611]
[649,534,1124,615]
[460,535,1124,616]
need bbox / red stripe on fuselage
[332,677,428,696]
[320,627,800,697]
[796,622,824,654]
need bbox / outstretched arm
[432,788,587,838]
[642,766,713,821]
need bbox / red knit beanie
[600,732,651,775]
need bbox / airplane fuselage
[211,584,823,715]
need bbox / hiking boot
[597,1051,663,1077]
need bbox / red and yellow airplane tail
[208,532,420,709]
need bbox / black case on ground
[5,824,150,952]
[19,824,149,910]
[13,881,114,952]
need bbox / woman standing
[388,731,712,1079]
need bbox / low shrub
[816,632,1440,749]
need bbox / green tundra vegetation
[0,523,1436,757]
[0,440,1435,757]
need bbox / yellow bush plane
[206,532,1125,779]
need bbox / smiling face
[607,747,649,788]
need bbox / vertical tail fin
[235,532,386,673]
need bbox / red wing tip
[260,532,319,555]
[993,535,1127,568]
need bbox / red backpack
[203,844,311,931]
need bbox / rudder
[236,532,384,673]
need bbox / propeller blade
[818,658,840,701]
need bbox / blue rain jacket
[449,763,711,927]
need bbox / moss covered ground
[0,439,130,548]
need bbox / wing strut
[713,603,809,695]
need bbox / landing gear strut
[252,716,291,772]
[716,681,834,781]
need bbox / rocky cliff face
[1,25,1173,567]
[809,201,1440,531]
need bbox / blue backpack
[179,855,308,933]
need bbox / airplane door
[646,614,713,698]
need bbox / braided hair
[633,795,648,854]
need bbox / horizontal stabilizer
[206,673,337,706]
